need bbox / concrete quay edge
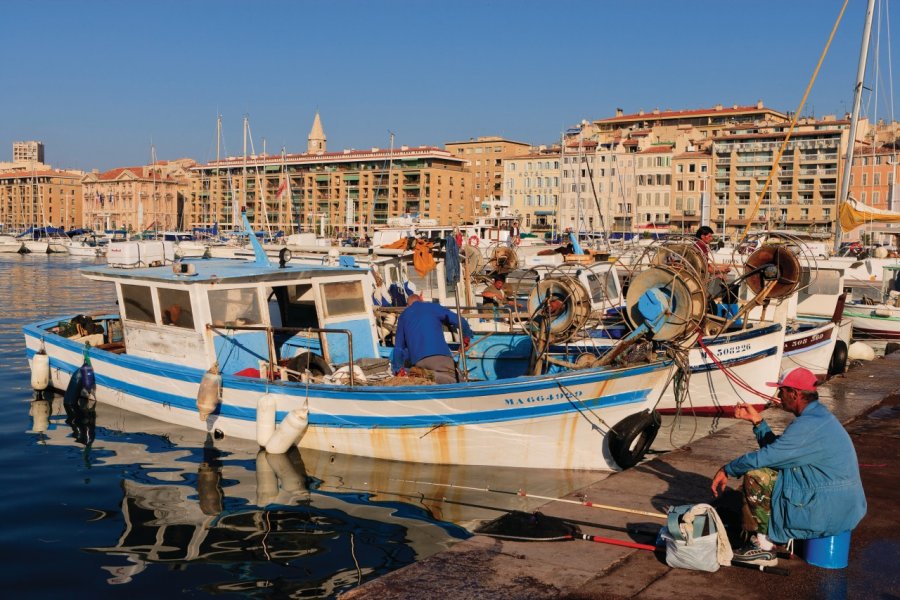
[342,351,900,600]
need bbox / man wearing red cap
[711,367,867,566]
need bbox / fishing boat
[842,264,900,340]
[465,239,789,417]
[23,215,699,471]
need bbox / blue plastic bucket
[803,531,851,568]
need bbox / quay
[343,351,900,599]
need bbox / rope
[739,0,850,242]
[554,378,610,433]
[694,329,775,402]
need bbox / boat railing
[207,324,356,385]
[374,304,519,331]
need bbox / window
[862,173,868,186]
[688,180,695,191]
[209,288,262,327]
[121,284,155,323]
[321,281,366,317]
[874,173,881,186]
[689,163,696,173]
[158,287,194,329]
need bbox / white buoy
[265,406,309,454]
[30,400,50,433]
[196,362,222,421]
[848,341,876,361]
[255,450,279,505]
[256,394,277,446]
[31,350,50,391]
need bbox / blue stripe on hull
[25,329,664,429]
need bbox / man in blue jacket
[711,367,866,566]
[391,294,473,384]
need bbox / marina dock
[343,351,900,599]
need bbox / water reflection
[28,397,599,596]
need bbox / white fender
[848,341,876,361]
[31,351,50,391]
[196,362,222,421]
[255,450,279,506]
[265,406,309,454]
[256,394,277,446]
[30,400,50,433]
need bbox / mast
[834,0,876,253]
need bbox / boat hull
[843,307,900,340]
[657,323,784,416]
[24,318,673,471]
[781,320,849,377]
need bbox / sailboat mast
[834,0,876,253]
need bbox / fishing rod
[389,478,667,520]
[318,481,788,576]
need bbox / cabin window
[585,272,619,304]
[801,270,842,296]
[158,287,195,329]
[321,281,366,317]
[121,284,155,323]
[209,288,262,327]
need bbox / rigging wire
[739,0,851,243]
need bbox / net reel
[713,243,802,333]
[650,241,708,283]
[623,265,706,343]
[743,243,802,300]
[524,273,594,344]
[486,245,519,274]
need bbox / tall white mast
[834,0,876,252]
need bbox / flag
[276,179,288,199]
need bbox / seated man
[391,294,474,384]
[481,274,508,307]
[711,368,867,566]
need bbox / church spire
[307,111,326,154]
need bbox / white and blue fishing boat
[23,215,696,471]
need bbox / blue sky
[0,0,894,171]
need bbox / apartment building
[712,117,849,235]
[593,102,787,144]
[445,136,530,215]
[81,160,194,232]
[0,141,49,174]
[189,146,471,233]
[849,144,897,210]
[558,137,638,235]
[671,151,713,233]
[849,144,899,245]
[503,148,560,234]
[634,145,674,229]
[0,169,83,230]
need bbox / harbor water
[0,253,739,597]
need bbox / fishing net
[475,511,581,542]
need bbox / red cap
[765,367,818,392]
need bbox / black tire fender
[828,341,848,377]
[286,352,333,380]
[608,409,661,469]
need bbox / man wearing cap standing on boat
[711,367,867,566]
[391,294,474,384]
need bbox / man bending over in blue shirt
[391,294,474,384]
